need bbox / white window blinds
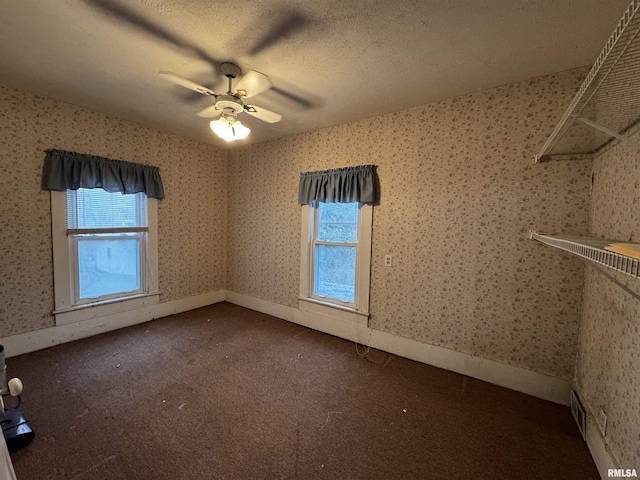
[66,189,148,230]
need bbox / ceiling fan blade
[234,70,273,99]
[270,86,316,108]
[159,71,216,96]
[247,8,310,56]
[196,105,222,118]
[85,0,221,68]
[244,105,282,123]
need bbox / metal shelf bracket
[576,117,640,152]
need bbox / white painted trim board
[2,288,571,405]
[576,388,620,479]
[224,291,571,405]
[0,290,225,358]
[586,414,618,479]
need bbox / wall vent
[570,389,587,440]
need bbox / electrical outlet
[597,408,608,437]
[384,255,392,267]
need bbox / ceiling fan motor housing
[216,94,244,114]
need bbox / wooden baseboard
[1,288,572,406]
[0,290,225,358]
[581,394,620,479]
[224,291,571,405]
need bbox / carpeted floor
[7,302,598,479]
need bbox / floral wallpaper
[576,133,640,468]
[1,67,609,390]
[227,68,592,381]
[0,86,227,337]
[2,66,636,468]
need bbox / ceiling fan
[159,62,282,141]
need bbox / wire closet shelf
[535,0,640,162]
[530,233,640,279]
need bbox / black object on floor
[0,408,34,452]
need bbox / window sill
[54,292,160,326]
[298,297,369,326]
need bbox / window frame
[70,232,147,305]
[51,190,159,325]
[309,201,359,308]
[299,201,372,323]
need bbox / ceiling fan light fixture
[159,64,279,141]
[210,117,235,142]
[210,114,250,142]
[232,120,250,140]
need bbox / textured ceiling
[0,0,631,147]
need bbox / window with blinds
[67,189,148,231]
[66,189,148,303]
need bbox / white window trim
[69,232,148,306]
[309,203,359,309]
[51,191,160,326]
[299,203,372,325]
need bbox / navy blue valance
[43,149,165,199]
[298,164,378,205]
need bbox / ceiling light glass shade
[232,121,250,140]
[210,116,250,142]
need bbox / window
[51,189,159,325]
[297,164,377,322]
[312,202,359,305]
[68,189,148,303]
[300,201,372,321]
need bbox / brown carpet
[7,302,597,479]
